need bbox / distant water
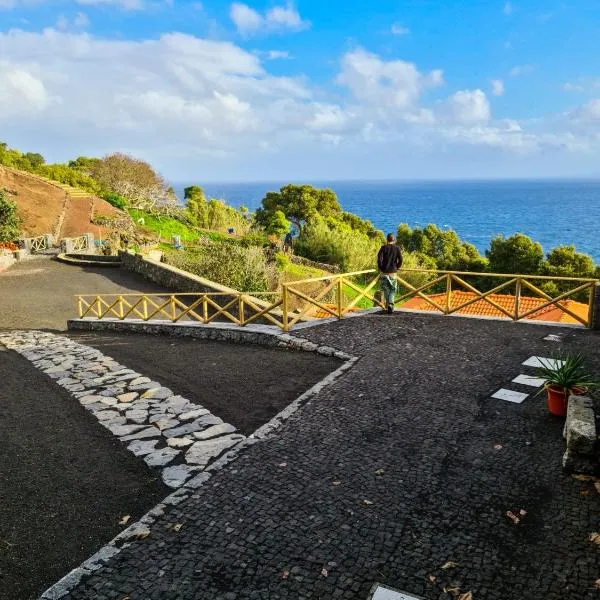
[172,179,600,262]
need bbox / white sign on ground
[522,356,564,369]
[512,374,546,387]
[368,584,423,600]
[491,388,529,404]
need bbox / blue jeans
[380,274,397,307]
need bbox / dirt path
[0,257,165,331]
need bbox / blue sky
[1,0,600,182]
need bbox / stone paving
[56,312,600,600]
[0,330,246,489]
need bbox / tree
[486,233,544,275]
[0,191,21,242]
[24,152,45,169]
[89,152,167,209]
[540,245,596,300]
[397,223,487,272]
[266,210,291,237]
[256,184,341,232]
[185,185,208,228]
[543,245,595,278]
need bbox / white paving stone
[193,423,237,440]
[127,439,159,456]
[491,388,529,404]
[95,410,121,421]
[161,464,199,488]
[179,407,210,421]
[370,585,423,600]
[512,374,546,388]
[185,434,245,466]
[117,392,138,403]
[167,437,195,448]
[522,356,564,369]
[119,427,162,441]
[144,447,180,467]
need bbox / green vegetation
[0,190,21,242]
[164,242,279,293]
[2,137,598,303]
[127,209,199,243]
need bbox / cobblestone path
[65,313,600,600]
[0,257,163,330]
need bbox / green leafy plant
[535,353,598,395]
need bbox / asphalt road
[0,257,164,331]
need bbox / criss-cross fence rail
[71,235,90,252]
[23,235,52,253]
[76,292,285,329]
[75,268,599,330]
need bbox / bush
[239,230,269,248]
[0,191,21,242]
[164,242,280,292]
[294,217,381,272]
[102,192,128,210]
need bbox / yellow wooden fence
[75,268,599,330]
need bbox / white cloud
[230,3,262,35]
[503,1,513,16]
[264,50,291,60]
[491,79,504,96]
[563,82,584,93]
[0,62,50,117]
[266,2,307,29]
[74,11,90,27]
[76,0,143,9]
[230,2,309,36]
[56,12,90,30]
[0,30,594,179]
[337,48,443,112]
[446,89,491,123]
[575,99,600,122]
[509,64,534,77]
[391,24,410,36]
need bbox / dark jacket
[377,243,403,273]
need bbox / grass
[128,209,200,243]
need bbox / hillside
[0,166,124,241]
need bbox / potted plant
[536,353,598,417]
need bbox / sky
[1,0,600,183]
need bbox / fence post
[239,295,245,326]
[514,278,522,321]
[591,283,600,330]
[282,285,289,332]
[336,277,343,318]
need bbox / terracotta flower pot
[545,385,586,417]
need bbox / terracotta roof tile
[402,290,588,325]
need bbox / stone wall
[118,252,274,322]
[288,254,340,274]
[563,394,598,474]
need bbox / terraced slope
[0,165,124,240]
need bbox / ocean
[172,179,600,263]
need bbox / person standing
[377,233,403,314]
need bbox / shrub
[0,190,21,243]
[164,242,280,292]
[294,217,381,272]
[102,192,128,210]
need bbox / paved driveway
[66,313,600,600]
[0,257,164,330]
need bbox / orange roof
[313,303,360,319]
[402,290,588,324]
